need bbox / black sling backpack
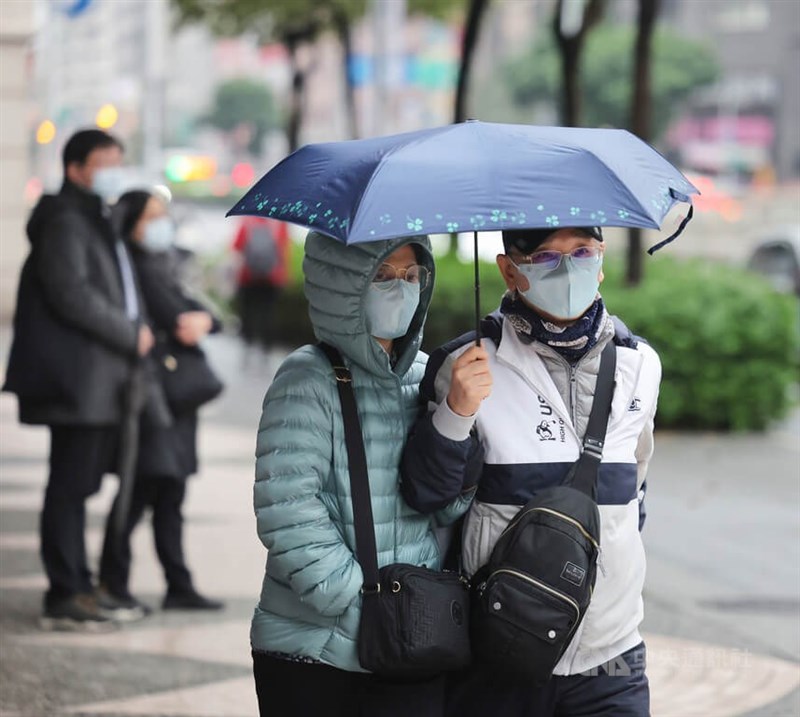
[470,340,616,682]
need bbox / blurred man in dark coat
[4,129,154,630]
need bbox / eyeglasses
[371,263,430,291]
[511,245,603,271]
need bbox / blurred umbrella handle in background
[112,357,147,542]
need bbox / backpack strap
[566,340,617,499]
[317,342,382,594]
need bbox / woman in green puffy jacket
[250,231,467,716]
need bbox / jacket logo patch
[561,561,586,587]
[536,420,556,441]
[628,397,642,412]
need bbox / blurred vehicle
[746,225,800,296]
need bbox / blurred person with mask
[4,129,154,630]
[97,190,225,614]
[250,231,468,716]
[401,227,661,717]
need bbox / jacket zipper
[488,568,580,623]
[568,364,578,429]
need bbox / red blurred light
[231,162,255,188]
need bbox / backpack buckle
[583,437,604,459]
[360,583,381,595]
[332,366,351,383]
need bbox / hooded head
[303,231,434,377]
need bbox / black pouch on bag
[153,337,224,413]
[470,341,616,683]
[319,343,472,679]
[358,564,471,678]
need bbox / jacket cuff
[432,399,477,442]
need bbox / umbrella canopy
[228,120,698,248]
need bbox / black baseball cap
[502,226,603,255]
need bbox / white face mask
[515,254,602,320]
[141,217,175,253]
[365,280,421,340]
[91,167,125,201]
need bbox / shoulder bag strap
[568,340,617,499]
[317,342,381,594]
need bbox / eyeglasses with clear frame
[371,263,430,291]
[510,245,604,272]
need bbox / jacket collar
[59,179,108,219]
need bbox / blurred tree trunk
[454,0,490,123]
[626,0,660,286]
[285,35,309,152]
[333,9,359,139]
[451,0,490,253]
[552,0,605,126]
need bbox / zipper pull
[597,545,607,577]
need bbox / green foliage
[268,250,799,432]
[407,0,463,20]
[171,0,368,43]
[601,257,799,431]
[422,253,508,349]
[505,24,720,138]
[205,79,278,154]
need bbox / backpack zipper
[501,505,606,576]
[530,507,599,550]
[503,506,597,549]
[488,568,580,623]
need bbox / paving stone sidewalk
[1,335,798,716]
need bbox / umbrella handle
[474,231,481,346]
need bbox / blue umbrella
[228,121,698,336]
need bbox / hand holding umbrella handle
[446,344,493,418]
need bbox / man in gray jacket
[402,226,660,716]
[4,129,153,629]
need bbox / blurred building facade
[0,0,34,321]
[663,0,800,181]
[5,0,798,297]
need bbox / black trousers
[41,425,118,607]
[252,651,445,717]
[446,642,650,717]
[99,474,193,597]
[237,284,279,348]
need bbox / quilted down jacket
[250,230,468,671]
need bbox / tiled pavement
[1,376,798,716]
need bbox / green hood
[303,231,434,378]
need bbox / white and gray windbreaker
[400,311,661,676]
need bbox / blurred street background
[0,0,799,715]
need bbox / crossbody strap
[317,342,382,594]
[568,340,617,498]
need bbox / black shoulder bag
[470,341,617,682]
[319,343,471,679]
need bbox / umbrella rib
[348,124,460,238]
[578,140,670,229]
